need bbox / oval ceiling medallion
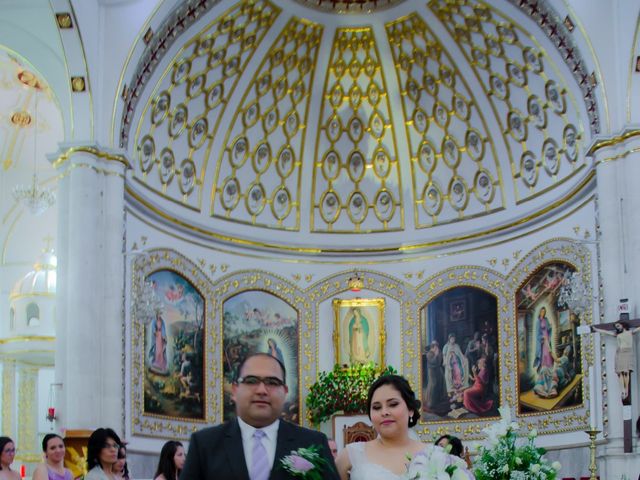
[159,148,175,184]
[246,182,267,216]
[320,190,340,223]
[221,177,241,210]
[322,150,341,180]
[417,140,436,174]
[347,150,366,182]
[179,159,196,195]
[374,189,394,221]
[139,135,155,173]
[272,187,292,221]
[520,151,538,187]
[422,182,443,216]
[347,191,367,223]
[253,142,271,174]
[277,146,295,178]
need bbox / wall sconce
[348,272,364,292]
[46,383,62,423]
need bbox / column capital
[48,142,131,170]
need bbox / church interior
[1,0,640,477]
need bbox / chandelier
[12,85,55,216]
[557,270,592,316]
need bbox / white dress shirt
[238,417,280,474]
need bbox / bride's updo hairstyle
[367,374,422,427]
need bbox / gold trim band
[597,146,640,165]
[52,146,131,169]
[126,169,595,254]
[587,129,640,156]
[0,336,55,344]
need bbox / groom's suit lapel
[224,419,250,480]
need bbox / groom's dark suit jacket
[179,418,339,480]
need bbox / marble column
[53,144,129,432]
[590,129,640,476]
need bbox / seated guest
[85,428,122,480]
[32,434,72,480]
[154,441,185,480]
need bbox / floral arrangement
[306,362,396,425]
[279,445,331,479]
[403,445,471,480]
[474,406,561,480]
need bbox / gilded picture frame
[333,298,385,366]
[222,289,301,424]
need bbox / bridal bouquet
[279,445,330,479]
[474,406,561,480]
[403,445,471,480]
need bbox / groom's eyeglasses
[237,375,285,388]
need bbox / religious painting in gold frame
[515,262,584,414]
[333,298,385,366]
[222,289,301,424]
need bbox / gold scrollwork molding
[52,146,131,170]
[587,128,640,157]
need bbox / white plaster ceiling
[0,47,61,265]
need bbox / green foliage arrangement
[474,406,561,480]
[306,363,396,425]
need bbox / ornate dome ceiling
[121,0,598,254]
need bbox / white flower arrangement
[403,444,472,480]
[474,406,561,480]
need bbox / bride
[337,374,469,479]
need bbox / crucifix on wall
[587,298,640,453]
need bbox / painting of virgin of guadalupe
[516,262,583,414]
[333,298,385,366]
[223,290,300,423]
[143,269,205,420]
[421,286,499,421]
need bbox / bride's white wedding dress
[346,442,407,480]
[345,442,475,480]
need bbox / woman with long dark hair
[85,428,122,480]
[0,437,20,480]
[153,441,185,480]
[32,434,72,480]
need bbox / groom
[180,353,339,479]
